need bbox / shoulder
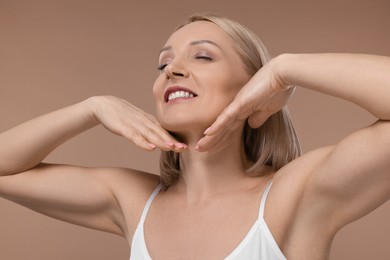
[97,167,160,189]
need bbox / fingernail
[176,143,187,149]
[147,143,156,149]
[195,145,200,151]
[165,141,174,146]
[204,127,211,135]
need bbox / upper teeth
[168,91,194,101]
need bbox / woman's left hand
[196,58,295,151]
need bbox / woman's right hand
[91,96,186,152]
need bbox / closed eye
[157,63,168,71]
[195,55,212,61]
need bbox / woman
[0,13,389,259]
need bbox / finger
[204,103,243,136]
[196,132,225,152]
[118,124,165,152]
[147,125,181,147]
[126,130,186,153]
[127,131,157,151]
[197,118,244,151]
[134,123,187,151]
[196,122,242,152]
[139,128,173,150]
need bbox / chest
[143,192,263,260]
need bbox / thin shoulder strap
[139,184,162,224]
[258,180,273,219]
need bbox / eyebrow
[159,40,222,54]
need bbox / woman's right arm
[0,96,183,175]
[0,96,184,238]
[0,98,98,175]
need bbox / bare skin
[0,21,389,259]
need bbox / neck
[172,127,253,201]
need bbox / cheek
[215,77,245,103]
[223,76,250,104]
[152,78,161,99]
[152,78,164,118]
[216,64,250,96]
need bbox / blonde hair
[159,13,301,189]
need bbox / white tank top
[130,181,286,260]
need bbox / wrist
[273,53,298,88]
[81,96,103,126]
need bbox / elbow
[371,120,390,150]
[0,162,39,177]
[369,104,390,121]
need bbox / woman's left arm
[199,53,390,228]
[278,54,390,229]
[280,53,390,119]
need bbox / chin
[158,113,216,138]
[156,101,230,138]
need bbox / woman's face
[153,21,250,137]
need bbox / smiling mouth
[168,91,195,101]
[164,87,198,102]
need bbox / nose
[165,60,189,79]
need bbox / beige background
[1,0,389,259]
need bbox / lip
[163,86,198,103]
